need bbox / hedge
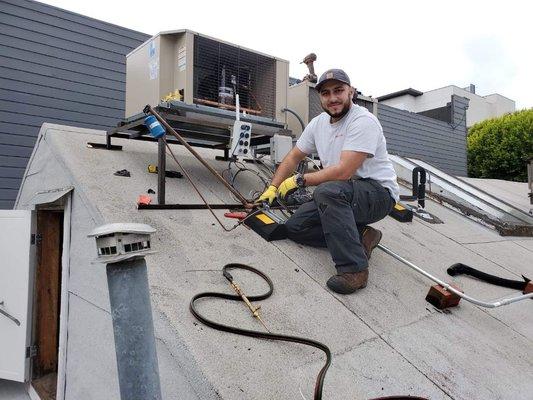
[467,108,533,182]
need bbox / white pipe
[378,244,533,308]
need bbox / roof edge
[377,88,423,101]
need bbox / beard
[322,99,351,120]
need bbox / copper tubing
[193,98,262,115]
[144,105,250,206]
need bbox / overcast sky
[39,0,532,109]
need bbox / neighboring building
[288,81,469,176]
[378,95,469,176]
[0,0,150,209]
[377,84,515,128]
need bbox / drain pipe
[88,223,162,400]
[412,167,426,209]
[399,167,427,209]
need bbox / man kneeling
[257,69,399,294]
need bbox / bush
[467,108,533,182]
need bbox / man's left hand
[278,175,298,200]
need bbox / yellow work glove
[278,175,298,201]
[257,185,277,204]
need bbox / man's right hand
[256,185,277,204]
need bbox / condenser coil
[193,35,277,119]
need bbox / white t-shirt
[296,104,400,202]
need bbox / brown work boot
[361,226,382,260]
[326,269,369,294]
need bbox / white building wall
[380,85,515,127]
[378,94,419,111]
[412,86,455,111]
[449,87,493,127]
[484,94,516,118]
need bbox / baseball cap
[315,69,351,92]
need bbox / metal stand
[87,103,290,209]
[157,138,166,205]
[215,148,232,161]
[106,258,162,400]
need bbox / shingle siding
[378,95,469,176]
[0,0,150,208]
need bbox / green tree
[467,108,533,182]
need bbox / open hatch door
[0,210,36,382]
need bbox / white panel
[270,134,293,164]
[0,210,35,382]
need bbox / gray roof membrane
[16,124,533,399]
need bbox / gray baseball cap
[315,69,351,91]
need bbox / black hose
[190,264,429,400]
[189,263,332,399]
[447,263,529,291]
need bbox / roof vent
[88,223,156,263]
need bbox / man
[257,69,399,294]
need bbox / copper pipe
[193,98,262,115]
[144,105,250,206]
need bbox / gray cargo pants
[285,179,395,273]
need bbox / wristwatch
[295,173,306,188]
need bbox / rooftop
[10,124,533,399]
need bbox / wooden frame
[27,194,72,400]
[31,210,63,400]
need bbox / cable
[223,160,269,204]
[190,263,332,400]
[222,145,271,204]
[281,107,305,131]
[252,153,276,177]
